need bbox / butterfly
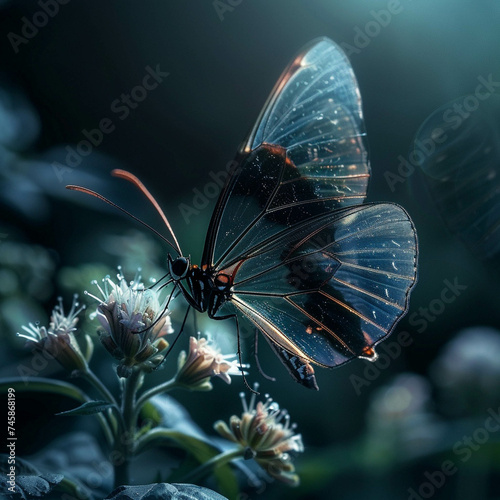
[68,37,418,390]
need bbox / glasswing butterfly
[68,37,418,390]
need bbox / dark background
[1,1,500,499]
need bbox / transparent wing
[243,37,369,203]
[225,203,418,368]
[203,38,369,267]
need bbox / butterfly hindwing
[227,203,417,369]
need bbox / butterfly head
[168,254,190,280]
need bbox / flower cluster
[18,295,91,372]
[15,262,306,493]
[214,385,304,486]
[87,270,173,377]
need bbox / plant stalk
[81,367,119,407]
[179,448,244,484]
[134,377,178,421]
[113,368,142,488]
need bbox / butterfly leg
[193,309,199,336]
[234,315,259,395]
[134,281,176,335]
[145,272,172,290]
[209,308,258,394]
[254,330,276,382]
[154,302,191,370]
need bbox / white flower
[214,385,304,486]
[431,327,500,415]
[87,269,173,377]
[175,336,245,391]
[18,295,91,372]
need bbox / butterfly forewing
[210,144,365,269]
[204,38,370,269]
[243,38,369,198]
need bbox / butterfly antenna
[193,310,199,335]
[111,169,183,256]
[66,185,180,254]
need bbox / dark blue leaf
[143,395,207,440]
[31,432,113,499]
[0,454,63,499]
[56,400,113,416]
[105,482,228,500]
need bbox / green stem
[134,377,178,421]
[122,369,141,435]
[78,368,123,438]
[112,456,129,491]
[113,369,142,488]
[179,448,244,484]
[81,368,119,407]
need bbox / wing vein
[331,276,404,310]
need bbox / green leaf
[0,377,113,445]
[0,377,88,403]
[140,396,206,439]
[56,400,113,416]
[140,396,240,498]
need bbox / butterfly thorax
[168,255,232,316]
